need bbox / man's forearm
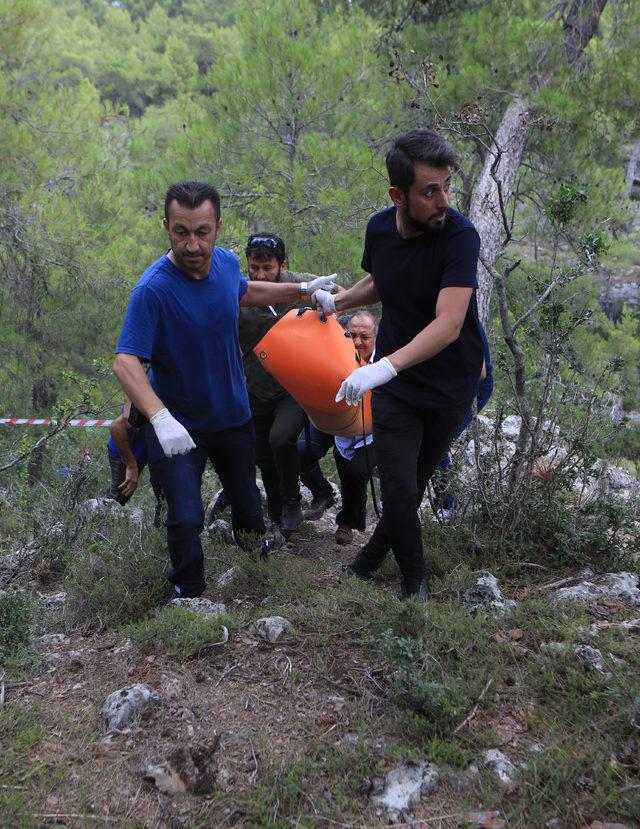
[241,281,305,307]
[334,275,379,314]
[109,417,137,467]
[387,316,461,373]
[113,354,164,419]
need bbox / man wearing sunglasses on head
[213,233,325,539]
[113,183,335,601]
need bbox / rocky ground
[1,424,640,828]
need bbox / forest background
[1,0,639,505]
[2,3,640,826]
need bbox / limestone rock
[552,572,640,606]
[165,598,227,620]
[102,683,160,731]
[371,761,439,815]
[216,566,241,589]
[249,616,292,643]
[481,749,517,785]
[35,633,69,648]
[463,572,517,619]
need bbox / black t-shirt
[362,206,484,407]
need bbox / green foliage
[63,513,168,628]
[122,606,233,660]
[0,590,34,664]
[546,184,588,225]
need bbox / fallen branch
[453,677,493,735]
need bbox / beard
[405,203,449,235]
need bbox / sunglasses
[247,236,283,250]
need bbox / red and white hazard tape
[0,418,113,427]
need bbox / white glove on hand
[150,408,196,457]
[312,288,336,316]
[308,273,337,294]
[336,357,397,406]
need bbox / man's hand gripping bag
[253,309,372,437]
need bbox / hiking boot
[340,564,374,582]
[208,489,229,524]
[400,575,430,604]
[303,493,335,520]
[280,498,302,539]
[335,526,353,545]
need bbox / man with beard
[113,182,334,600]
[312,130,484,601]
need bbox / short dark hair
[245,233,286,265]
[164,181,221,221]
[385,130,458,192]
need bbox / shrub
[0,591,34,664]
[63,516,167,628]
[122,607,232,661]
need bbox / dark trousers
[251,394,305,521]
[149,419,265,597]
[297,423,334,500]
[334,444,376,531]
[351,392,471,584]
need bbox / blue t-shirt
[116,248,251,433]
[362,206,484,407]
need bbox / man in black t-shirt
[312,129,484,601]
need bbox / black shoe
[303,493,335,520]
[340,564,374,583]
[400,575,430,603]
[208,489,229,524]
[280,498,302,539]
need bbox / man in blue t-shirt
[113,181,334,599]
[312,130,485,602]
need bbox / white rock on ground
[463,572,517,619]
[249,616,292,643]
[216,566,241,588]
[38,591,67,609]
[165,598,227,620]
[35,633,70,647]
[139,758,188,795]
[102,683,161,731]
[540,642,608,674]
[481,749,517,785]
[371,761,439,816]
[552,572,640,606]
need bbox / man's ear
[162,217,169,233]
[388,186,405,208]
[281,259,287,273]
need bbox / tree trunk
[626,138,640,200]
[469,97,531,324]
[469,0,608,322]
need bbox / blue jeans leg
[150,448,206,597]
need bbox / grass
[122,606,240,660]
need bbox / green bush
[122,607,232,661]
[0,591,34,664]
[63,516,168,628]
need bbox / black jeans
[351,392,471,584]
[250,394,305,521]
[149,419,265,597]
[334,443,376,531]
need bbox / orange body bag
[253,309,372,437]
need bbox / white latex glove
[336,357,397,406]
[308,273,337,295]
[312,288,336,316]
[150,408,196,457]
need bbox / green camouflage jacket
[239,271,316,402]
